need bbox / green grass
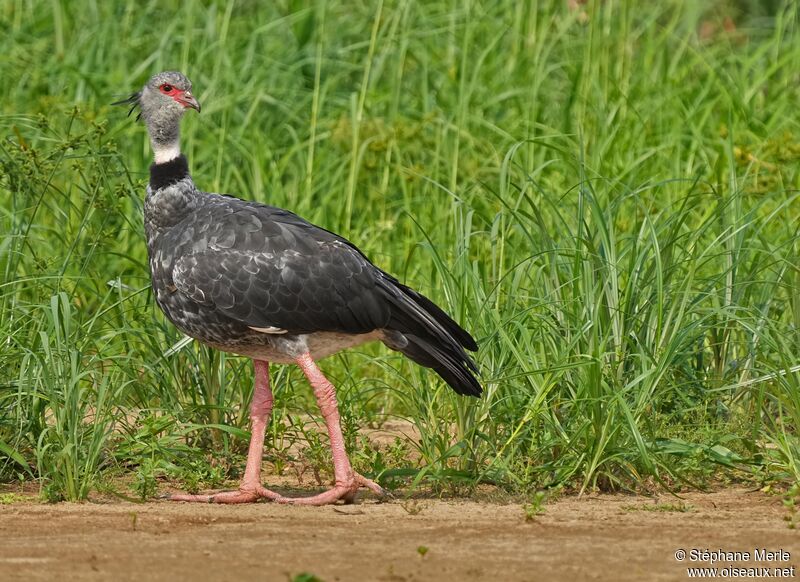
[1,0,799,501]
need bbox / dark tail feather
[396,283,478,351]
[379,278,482,397]
[398,334,482,396]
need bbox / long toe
[276,473,387,506]
[167,485,280,504]
[356,473,390,500]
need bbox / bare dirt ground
[1,486,797,582]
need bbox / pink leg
[276,353,386,505]
[168,359,280,503]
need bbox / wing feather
[171,203,390,334]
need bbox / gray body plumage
[145,176,380,362]
[143,164,481,395]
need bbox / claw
[376,489,395,503]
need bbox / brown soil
[1,487,797,581]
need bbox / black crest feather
[111,92,142,120]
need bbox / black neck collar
[149,155,190,191]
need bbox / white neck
[153,142,181,164]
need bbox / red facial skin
[159,83,198,110]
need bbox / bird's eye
[160,84,174,93]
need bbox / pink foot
[276,472,388,506]
[285,354,393,506]
[166,360,279,505]
[167,484,281,504]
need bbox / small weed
[417,545,429,558]
[352,435,412,490]
[290,574,324,582]
[0,493,27,504]
[171,458,228,495]
[133,460,160,500]
[523,491,548,522]
[782,484,799,530]
[293,417,331,486]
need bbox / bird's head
[115,71,200,163]
[115,71,200,123]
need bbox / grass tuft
[1,0,799,499]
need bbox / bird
[115,71,481,505]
